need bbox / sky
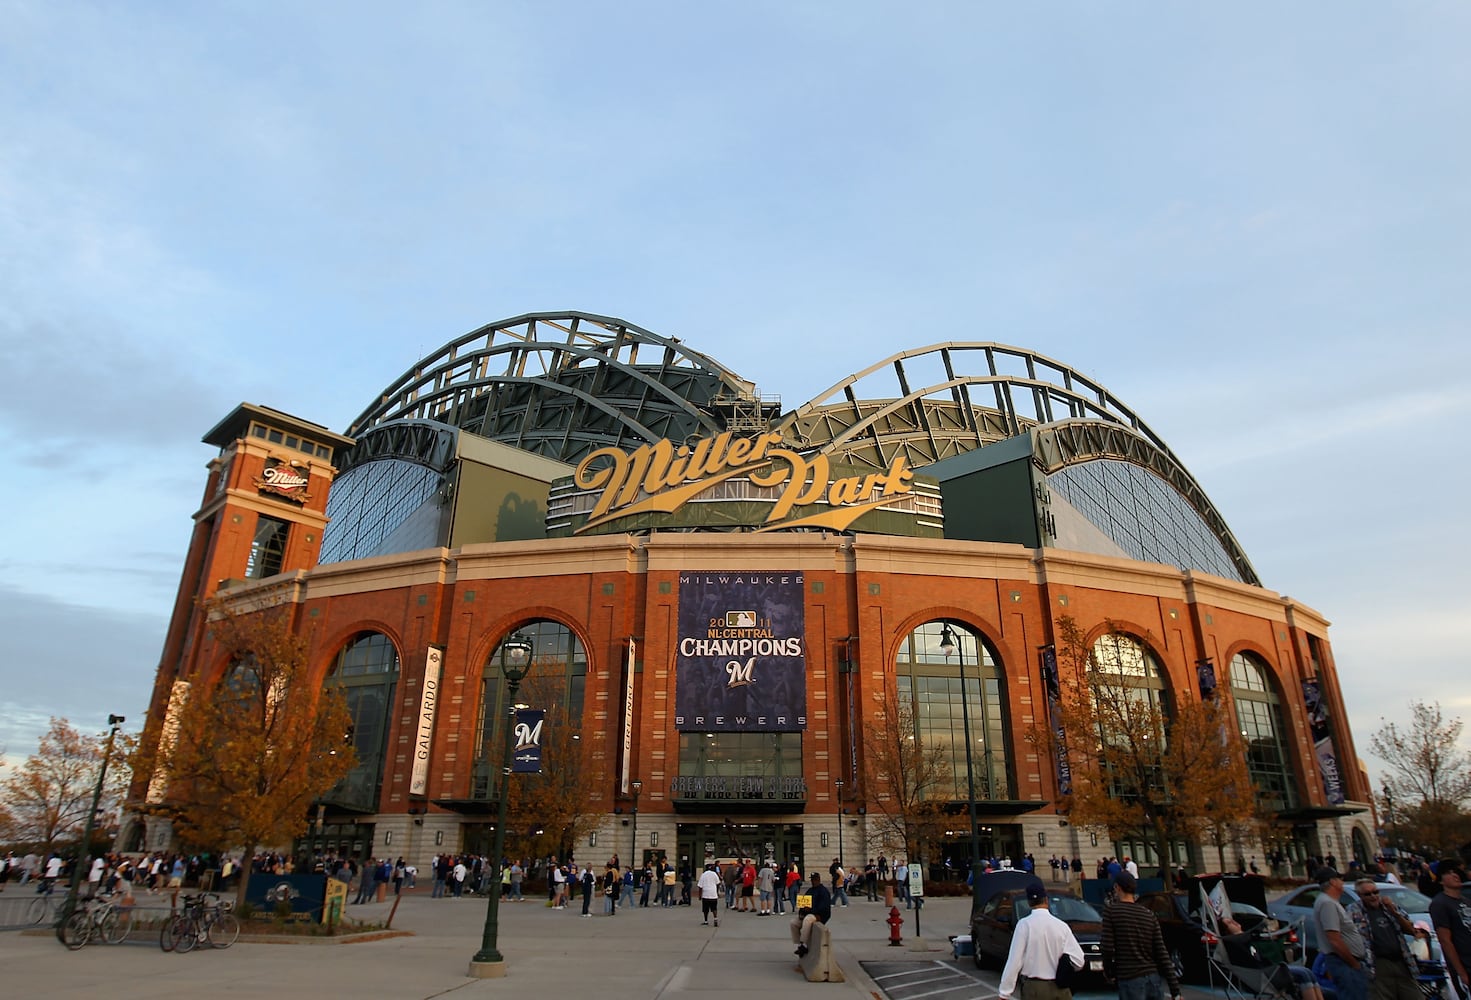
[1,2,1467,788]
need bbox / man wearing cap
[791,871,833,957]
[1349,876,1428,1000]
[1101,871,1181,1000]
[1000,882,1086,1000]
[1314,867,1369,1000]
[1428,860,1471,1000]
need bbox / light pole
[58,714,124,940]
[630,779,642,868]
[1382,784,1394,851]
[470,633,533,978]
[834,778,845,868]
[940,622,982,914]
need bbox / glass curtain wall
[324,632,400,812]
[474,620,587,799]
[895,621,1012,801]
[1228,652,1299,812]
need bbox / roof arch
[777,342,1257,585]
[347,311,767,464]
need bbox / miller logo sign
[572,430,913,533]
[254,459,312,504]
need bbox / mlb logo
[726,611,757,628]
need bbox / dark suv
[971,887,1105,978]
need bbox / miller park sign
[570,429,916,534]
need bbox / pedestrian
[620,863,636,908]
[1348,876,1428,1000]
[998,883,1086,1000]
[829,858,850,907]
[581,865,595,917]
[354,858,377,904]
[739,858,756,912]
[603,863,619,915]
[509,859,523,901]
[698,863,721,927]
[790,871,833,957]
[1429,859,1471,1000]
[1313,866,1369,1000]
[1101,871,1181,1000]
[757,858,775,915]
[452,858,467,898]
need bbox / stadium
[131,310,1373,876]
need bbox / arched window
[894,621,1012,801]
[474,620,587,799]
[324,631,400,813]
[1228,652,1298,812]
[1089,632,1169,745]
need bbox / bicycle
[26,882,61,926]
[160,893,238,953]
[60,895,129,950]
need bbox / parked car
[1138,891,1281,983]
[971,885,1104,978]
[1267,882,1443,963]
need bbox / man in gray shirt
[1314,867,1368,1000]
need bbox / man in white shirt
[698,863,723,927]
[1123,856,1139,879]
[87,856,106,898]
[1000,882,1086,1000]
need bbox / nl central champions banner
[675,572,806,732]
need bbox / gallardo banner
[675,572,806,732]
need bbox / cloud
[0,585,163,767]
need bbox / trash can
[200,870,217,891]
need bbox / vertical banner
[1302,678,1344,804]
[674,572,806,731]
[409,647,443,795]
[621,638,636,795]
[1038,645,1073,796]
[511,708,545,773]
[1197,659,1218,699]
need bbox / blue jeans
[1118,972,1165,1000]
[1323,955,1369,1000]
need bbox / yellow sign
[323,876,348,925]
[573,431,914,534]
[796,893,813,910]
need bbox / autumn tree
[1371,701,1471,857]
[500,671,604,863]
[132,600,355,903]
[1038,616,1255,883]
[2,717,133,857]
[861,687,954,864]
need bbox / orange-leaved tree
[1037,616,1253,884]
[862,686,954,865]
[501,671,605,863]
[133,599,355,903]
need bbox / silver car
[1266,882,1443,964]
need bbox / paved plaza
[0,889,1222,1000]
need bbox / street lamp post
[940,623,983,914]
[630,779,642,868]
[834,779,845,868]
[469,634,533,978]
[58,714,124,940]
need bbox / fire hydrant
[886,905,904,946]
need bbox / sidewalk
[0,889,1222,999]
